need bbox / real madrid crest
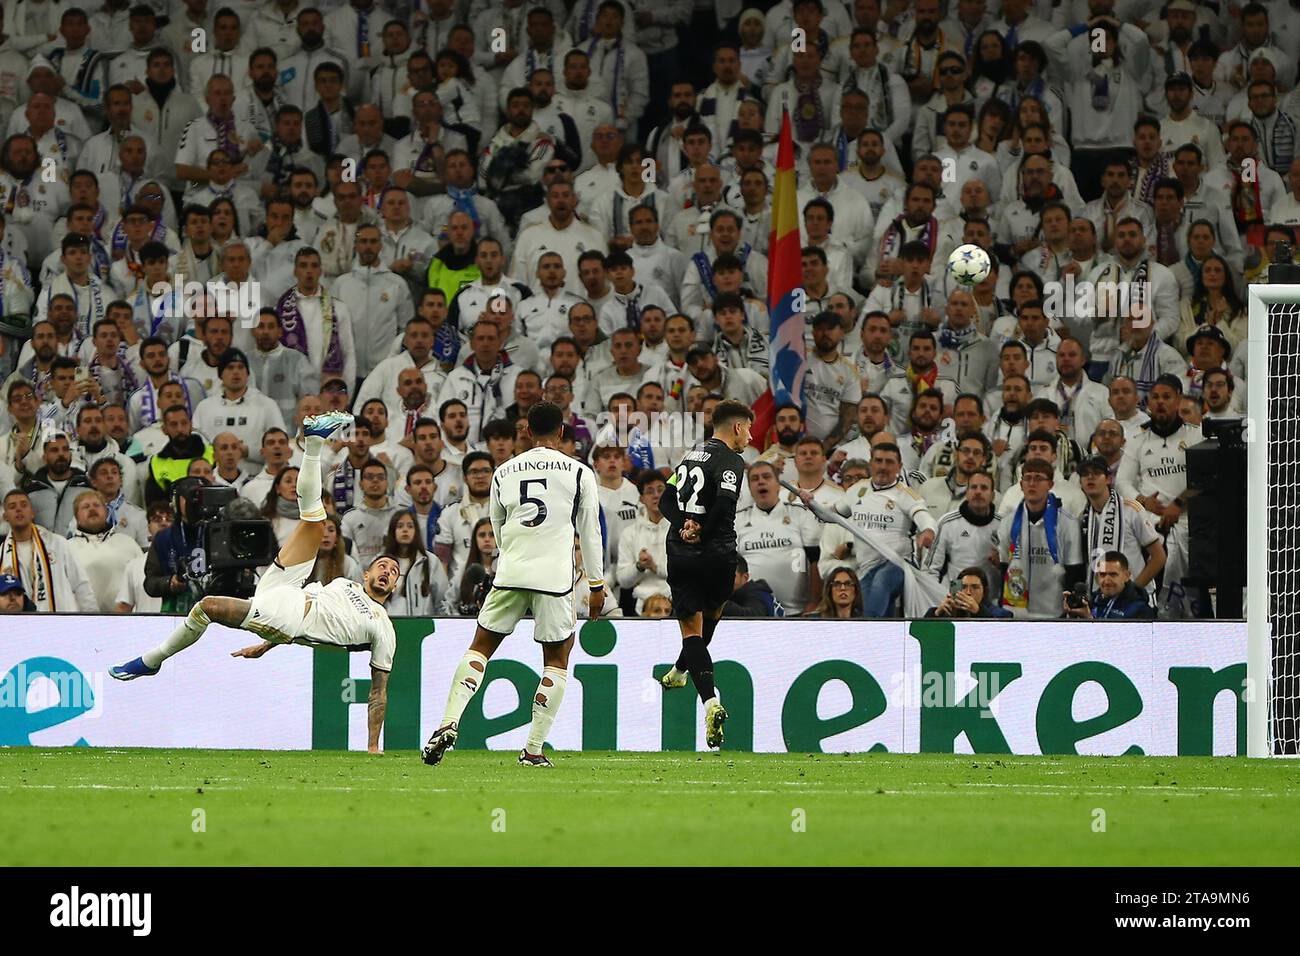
[885,499,895,510]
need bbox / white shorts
[243,559,315,644]
[477,585,577,643]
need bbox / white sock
[525,666,567,755]
[664,665,685,681]
[704,694,720,710]
[297,439,326,522]
[143,603,210,669]
[441,650,489,727]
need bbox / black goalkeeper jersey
[661,438,747,557]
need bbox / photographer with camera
[144,475,277,611]
[926,567,1012,619]
[145,476,209,613]
[1062,551,1155,619]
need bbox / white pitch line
[0,782,1283,799]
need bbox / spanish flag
[750,110,806,449]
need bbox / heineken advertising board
[0,616,1245,755]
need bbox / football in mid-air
[948,244,992,286]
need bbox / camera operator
[925,567,1012,619]
[144,476,209,613]
[1062,551,1155,619]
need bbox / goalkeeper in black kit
[657,399,754,749]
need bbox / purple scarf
[793,77,825,142]
[210,113,243,162]
[278,286,346,377]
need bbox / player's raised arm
[367,666,390,754]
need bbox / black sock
[701,616,720,647]
[674,638,691,671]
[681,635,716,703]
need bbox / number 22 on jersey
[672,464,706,514]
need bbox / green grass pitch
[1,749,1296,866]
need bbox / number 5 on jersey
[520,478,548,527]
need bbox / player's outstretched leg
[422,626,506,765]
[270,410,344,567]
[518,635,573,768]
[296,411,351,523]
[110,595,252,680]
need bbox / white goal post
[1246,284,1300,757]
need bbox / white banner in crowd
[0,616,1246,756]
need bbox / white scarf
[0,527,57,611]
[50,273,105,339]
[1082,489,1125,591]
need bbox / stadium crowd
[0,0,1280,620]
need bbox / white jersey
[490,446,605,595]
[435,496,490,589]
[854,352,895,396]
[597,478,640,566]
[1116,421,1202,521]
[299,577,397,672]
[784,479,844,515]
[115,552,161,612]
[924,506,1001,588]
[843,478,935,574]
[735,500,821,613]
[997,501,1083,619]
[803,352,862,442]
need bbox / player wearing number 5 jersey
[657,399,754,750]
[422,402,606,769]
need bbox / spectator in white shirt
[615,470,672,614]
[192,349,286,467]
[65,489,141,612]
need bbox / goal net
[1248,284,1300,756]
